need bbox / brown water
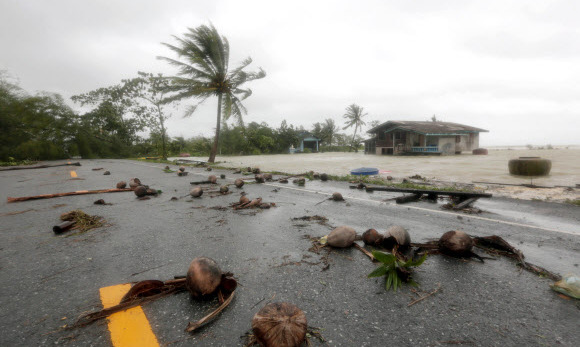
[174,147,580,187]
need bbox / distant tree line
[0,71,366,162]
[1,24,369,162]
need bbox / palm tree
[342,104,367,152]
[158,24,265,162]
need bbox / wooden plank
[395,193,423,204]
[365,186,492,198]
[453,197,479,210]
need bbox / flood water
[173,147,580,187]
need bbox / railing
[411,146,439,153]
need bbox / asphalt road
[0,159,579,347]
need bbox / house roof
[367,121,488,135]
[298,131,321,140]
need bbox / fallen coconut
[279,178,288,184]
[313,172,320,179]
[190,187,203,198]
[220,185,229,194]
[362,228,383,246]
[293,178,305,186]
[326,226,356,248]
[438,230,473,256]
[239,195,250,204]
[263,173,273,181]
[179,166,186,172]
[164,165,170,170]
[103,171,110,175]
[129,178,142,189]
[252,302,307,347]
[382,225,411,250]
[186,257,222,298]
[235,178,244,188]
[206,167,212,171]
[320,173,328,181]
[208,175,217,184]
[116,181,127,189]
[220,174,226,179]
[252,168,261,174]
[255,174,265,183]
[134,186,148,198]
[331,192,344,201]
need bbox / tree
[159,24,266,163]
[342,104,367,152]
[122,72,175,159]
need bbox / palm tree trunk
[350,124,358,152]
[158,105,167,160]
[208,93,222,163]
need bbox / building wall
[438,137,456,155]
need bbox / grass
[0,158,37,167]
[565,199,580,206]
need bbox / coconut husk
[116,181,127,189]
[331,192,344,201]
[208,175,217,184]
[326,226,356,248]
[383,226,411,250]
[134,186,148,197]
[235,178,245,188]
[255,174,265,183]
[186,257,222,298]
[190,187,203,198]
[252,302,307,347]
[129,178,141,189]
[362,228,383,246]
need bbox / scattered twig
[8,188,133,203]
[408,283,441,307]
[353,244,375,261]
[185,290,235,333]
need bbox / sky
[1,0,579,146]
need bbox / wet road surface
[1,159,579,346]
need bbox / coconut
[263,173,273,181]
[331,192,344,201]
[179,166,186,172]
[293,178,305,186]
[438,230,473,256]
[164,165,170,170]
[313,172,320,179]
[208,175,217,184]
[239,195,250,204]
[255,174,265,183]
[134,186,148,197]
[116,181,127,189]
[235,178,245,188]
[129,178,142,189]
[320,173,328,181]
[279,178,288,183]
[103,171,110,175]
[327,226,356,248]
[185,257,222,298]
[190,187,203,198]
[220,174,226,179]
[382,225,411,249]
[206,167,213,171]
[220,185,229,194]
[362,228,383,246]
[252,302,307,347]
[252,168,261,174]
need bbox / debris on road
[59,210,104,234]
[178,171,188,176]
[93,199,112,205]
[53,221,76,234]
[7,188,133,203]
[74,257,237,334]
[92,168,103,171]
[0,162,81,171]
[383,225,411,250]
[190,187,203,198]
[362,228,383,246]
[255,174,265,183]
[129,178,142,189]
[103,171,110,175]
[251,302,307,347]
[235,178,244,188]
[367,249,427,291]
[550,274,580,299]
[116,181,127,189]
[323,226,356,248]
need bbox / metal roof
[367,121,488,135]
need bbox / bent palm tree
[342,104,367,152]
[158,24,266,162]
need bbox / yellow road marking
[99,284,160,347]
[70,170,78,178]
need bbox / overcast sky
[1,0,579,146]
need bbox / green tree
[121,72,175,159]
[159,24,265,163]
[342,104,367,152]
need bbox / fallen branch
[185,290,235,333]
[408,283,441,307]
[353,244,375,261]
[0,162,81,171]
[7,188,132,203]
